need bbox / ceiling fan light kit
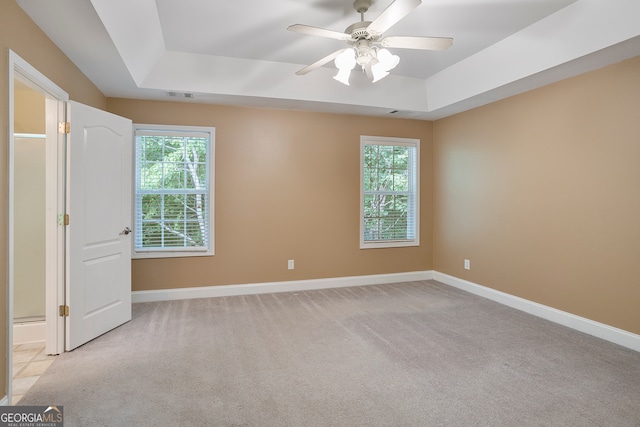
[288,0,452,84]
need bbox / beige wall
[1,0,107,400]
[107,99,434,291]
[433,56,640,335]
[14,80,45,134]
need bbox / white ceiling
[16,0,640,120]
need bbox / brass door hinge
[59,305,69,317]
[58,121,70,134]
[58,214,70,226]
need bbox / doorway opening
[13,82,46,339]
[8,50,68,404]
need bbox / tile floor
[12,342,56,405]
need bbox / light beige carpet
[20,280,640,426]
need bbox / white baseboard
[0,396,8,406]
[433,271,640,353]
[13,321,46,345]
[132,270,434,303]
[131,269,639,352]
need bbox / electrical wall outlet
[288,259,295,270]
[464,259,471,270]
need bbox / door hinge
[58,214,70,226]
[59,305,69,317]
[58,121,70,134]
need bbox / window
[133,124,214,258]
[360,136,419,249]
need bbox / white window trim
[132,123,215,259]
[360,135,420,249]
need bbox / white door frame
[7,50,69,403]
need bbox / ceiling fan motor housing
[345,21,374,40]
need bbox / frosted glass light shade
[377,49,399,71]
[333,49,356,85]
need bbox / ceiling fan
[287,0,453,84]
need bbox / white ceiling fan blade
[381,36,453,51]
[287,24,351,41]
[367,0,422,35]
[295,49,347,75]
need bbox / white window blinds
[360,136,419,248]
[134,125,214,257]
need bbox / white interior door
[66,101,132,351]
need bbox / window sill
[132,249,214,260]
[360,240,419,249]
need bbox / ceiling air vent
[388,110,413,117]
[167,91,195,99]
